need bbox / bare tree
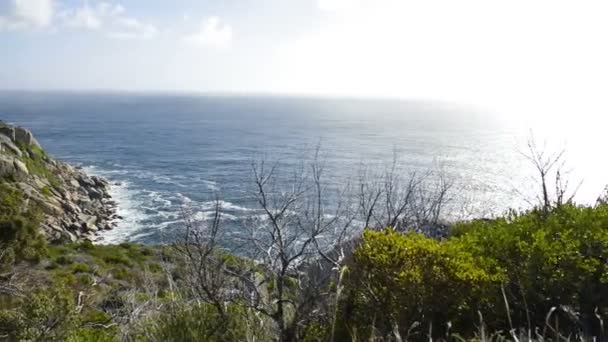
[597,186,608,205]
[355,155,453,237]
[170,199,233,318]
[232,149,356,342]
[521,136,580,215]
[169,148,455,341]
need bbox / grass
[41,185,52,197]
[16,143,63,189]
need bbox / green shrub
[142,303,249,342]
[111,267,135,281]
[339,228,502,339]
[66,328,117,342]
[0,285,78,341]
[453,204,608,335]
[0,183,46,267]
[56,255,74,265]
[41,185,53,197]
[72,262,93,274]
[147,262,163,273]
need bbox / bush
[338,228,502,340]
[142,303,250,342]
[0,285,77,341]
[453,204,608,336]
[0,283,117,341]
[0,183,46,267]
[338,204,608,340]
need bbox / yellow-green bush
[339,228,503,340]
[338,204,608,340]
[453,204,608,336]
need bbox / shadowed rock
[0,121,117,243]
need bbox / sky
[1,0,608,121]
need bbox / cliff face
[0,121,116,242]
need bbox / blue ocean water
[1,92,604,244]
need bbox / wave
[81,164,256,244]
[100,180,148,245]
[194,200,256,212]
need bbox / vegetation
[17,143,63,189]
[2,201,608,341]
[1,142,608,341]
[0,182,46,268]
[336,203,608,340]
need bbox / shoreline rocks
[1,121,117,243]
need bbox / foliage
[0,283,117,341]
[335,203,608,340]
[0,183,46,267]
[17,143,63,189]
[137,302,267,342]
[0,285,75,340]
[452,204,608,336]
[339,228,503,340]
[2,150,608,342]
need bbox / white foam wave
[195,200,255,212]
[99,180,148,244]
[192,211,237,221]
[145,190,173,207]
[175,192,192,204]
[80,166,254,244]
[203,180,220,191]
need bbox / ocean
[1,91,605,244]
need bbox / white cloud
[62,5,102,29]
[277,0,608,123]
[0,0,54,30]
[182,17,232,48]
[107,17,157,40]
[59,1,156,39]
[317,0,358,12]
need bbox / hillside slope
[0,121,116,242]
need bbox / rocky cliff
[0,121,117,242]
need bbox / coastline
[1,121,119,243]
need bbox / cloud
[60,2,124,30]
[317,0,357,11]
[182,17,232,48]
[0,0,54,30]
[59,1,156,39]
[277,0,608,124]
[107,17,157,40]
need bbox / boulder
[78,213,97,230]
[13,159,28,175]
[62,230,77,243]
[61,201,81,214]
[32,176,48,189]
[0,155,15,177]
[68,223,81,232]
[78,175,96,188]
[14,127,41,148]
[38,200,64,216]
[16,182,39,198]
[0,124,15,141]
[47,223,65,233]
[88,188,103,200]
[0,134,21,157]
[91,176,108,187]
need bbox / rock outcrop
[0,121,117,242]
